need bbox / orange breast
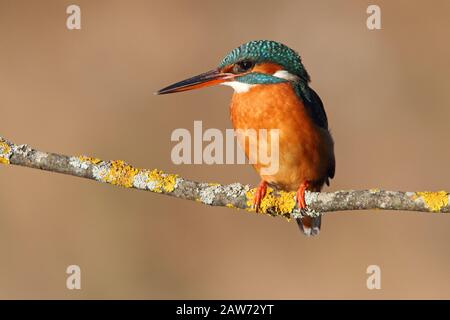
[230,82,334,191]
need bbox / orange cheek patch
[221,65,234,73]
[252,62,284,75]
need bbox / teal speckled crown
[219,40,310,82]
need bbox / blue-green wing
[294,83,335,181]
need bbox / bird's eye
[233,60,254,73]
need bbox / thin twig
[1,136,449,219]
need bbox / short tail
[296,216,321,237]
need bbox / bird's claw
[299,207,308,217]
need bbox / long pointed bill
[156,69,234,95]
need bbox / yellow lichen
[103,160,138,188]
[78,155,102,164]
[414,191,449,212]
[0,141,11,165]
[245,189,256,211]
[245,187,296,219]
[226,203,236,209]
[147,169,178,193]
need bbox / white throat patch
[221,81,255,93]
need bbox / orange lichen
[103,160,138,188]
[414,191,449,212]
[245,187,296,219]
[0,141,11,165]
[146,169,178,193]
[78,156,102,164]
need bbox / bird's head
[157,40,310,95]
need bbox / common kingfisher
[157,40,335,236]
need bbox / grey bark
[1,136,448,218]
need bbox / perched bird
[157,40,335,236]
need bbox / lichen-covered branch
[1,136,449,219]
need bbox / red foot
[253,181,267,212]
[296,181,310,210]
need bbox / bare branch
[1,136,449,219]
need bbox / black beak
[156,69,234,95]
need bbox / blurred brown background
[1,0,449,299]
